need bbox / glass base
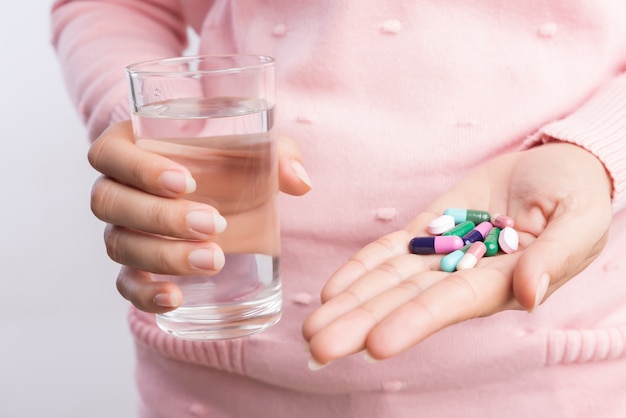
[155,288,282,340]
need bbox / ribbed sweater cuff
[523,73,626,213]
[110,98,131,126]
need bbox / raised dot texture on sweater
[188,403,206,416]
[375,207,398,221]
[456,118,478,128]
[537,22,558,38]
[272,23,287,37]
[382,380,408,392]
[292,292,313,305]
[380,19,402,34]
[296,114,316,124]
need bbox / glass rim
[125,54,275,76]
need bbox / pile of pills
[409,208,519,272]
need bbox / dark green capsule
[484,227,501,256]
[442,220,475,237]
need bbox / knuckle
[147,199,173,230]
[103,224,124,263]
[154,244,180,273]
[87,127,115,170]
[87,140,103,170]
[90,178,120,222]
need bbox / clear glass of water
[125,55,281,340]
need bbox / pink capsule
[493,215,515,229]
[456,241,487,270]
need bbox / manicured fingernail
[160,171,196,194]
[154,293,180,308]
[291,160,313,189]
[530,273,550,313]
[308,357,329,371]
[187,211,227,234]
[189,248,225,270]
[363,351,379,364]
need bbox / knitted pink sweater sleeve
[525,71,626,213]
[51,0,189,141]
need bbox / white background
[0,2,139,417]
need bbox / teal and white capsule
[443,208,491,225]
[442,220,475,237]
[440,244,471,272]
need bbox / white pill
[498,227,519,253]
[427,215,456,235]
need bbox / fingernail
[187,211,227,234]
[363,351,379,364]
[160,171,196,194]
[291,160,313,189]
[530,273,550,313]
[189,248,225,270]
[154,293,180,308]
[308,357,329,371]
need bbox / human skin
[301,141,613,367]
[87,120,312,312]
[88,122,612,365]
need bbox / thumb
[278,135,313,196]
[512,210,609,312]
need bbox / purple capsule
[409,236,464,255]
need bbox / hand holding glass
[126,55,280,340]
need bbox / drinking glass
[126,55,280,340]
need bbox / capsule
[443,208,491,225]
[442,220,475,237]
[456,241,487,270]
[440,244,471,272]
[427,215,456,235]
[409,235,464,255]
[483,227,501,256]
[492,214,515,229]
[498,227,519,254]
[461,221,493,245]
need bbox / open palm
[302,142,613,366]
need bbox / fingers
[509,142,613,311]
[319,230,416,302]
[277,135,312,196]
[91,176,226,240]
[116,266,183,313]
[319,214,440,303]
[302,253,434,339]
[305,258,517,365]
[88,120,196,197]
[513,206,610,311]
[104,224,225,275]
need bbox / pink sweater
[52,1,626,417]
